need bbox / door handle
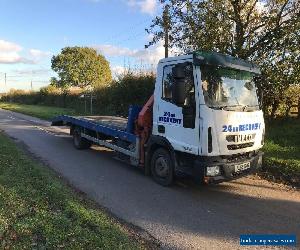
[158,125,165,133]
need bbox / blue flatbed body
[52,115,137,143]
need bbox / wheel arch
[70,124,75,135]
[145,135,177,175]
[72,125,91,150]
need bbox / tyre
[151,148,174,186]
[73,127,91,150]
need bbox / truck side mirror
[172,65,186,106]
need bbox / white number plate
[235,162,251,172]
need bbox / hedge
[1,73,155,117]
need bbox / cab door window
[162,63,196,128]
[162,65,174,101]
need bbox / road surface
[0,108,299,250]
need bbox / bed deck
[79,116,128,131]
[51,115,136,143]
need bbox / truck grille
[223,152,252,163]
[227,142,254,150]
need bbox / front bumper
[193,152,263,184]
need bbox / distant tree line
[1,72,155,117]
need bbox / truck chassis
[52,114,141,164]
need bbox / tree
[51,47,112,89]
[282,85,300,117]
[147,0,299,59]
[146,0,300,117]
[255,44,300,118]
[255,13,299,117]
[50,77,59,87]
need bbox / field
[0,133,144,249]
[0,102,77,121]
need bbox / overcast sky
[0,0,164,92]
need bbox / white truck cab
[147,51,264,185]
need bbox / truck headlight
[206,166,220,176]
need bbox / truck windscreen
[200,65,259,111]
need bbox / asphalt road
[0,108,299,250]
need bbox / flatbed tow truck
[52,51,264,186]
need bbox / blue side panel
[51,115,137,143]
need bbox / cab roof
[158,51,260,74]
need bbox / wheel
[73,127,91,150]
[151,148,174,186]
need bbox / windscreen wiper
[209,105,243,110]
[219,105,244,110]
[242,105,259,111]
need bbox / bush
[280,84,300,118]
[1,89,40,105]
[261,84,300,119]
[94,72,155,116]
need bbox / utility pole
[30,80,33,90]
[163,5,170,58]
[4,73,7,87]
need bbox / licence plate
[235,162,250,172]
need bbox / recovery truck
[52,51,264,186]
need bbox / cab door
[153,61,200,155]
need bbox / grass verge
[0,132,145,249]
[0,102,77,120]
[262,119,300,187]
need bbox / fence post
[90,92,93,115]
[297,96,300,119]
